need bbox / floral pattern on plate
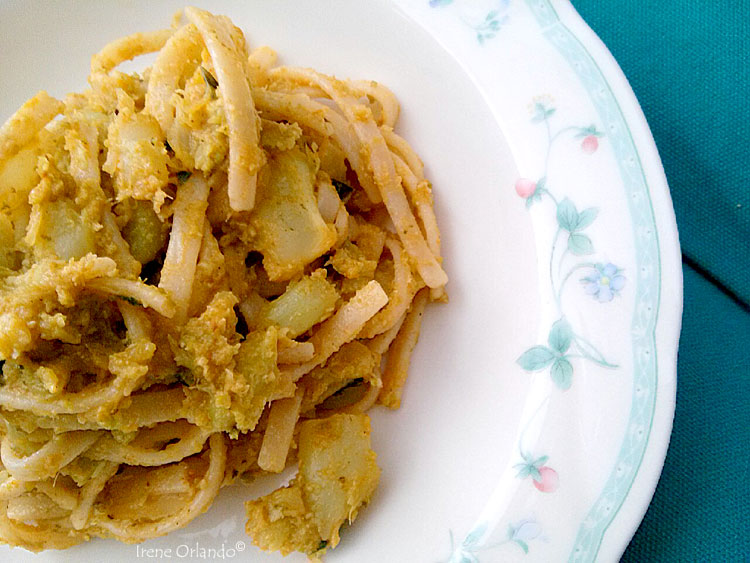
[516,99,622,390]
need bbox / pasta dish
[0,7,446,559]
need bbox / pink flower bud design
[515,178,537,198]
[532,466,559,493]
[581,135,599,154]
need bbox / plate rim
[546,1,681,559]
[391,0,682,560]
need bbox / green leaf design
[531,104,554,123]
[568,233,594,255]
[534,455,549,466]
[515,539,530,554]
[556,198,579,232]
[576,207,598,230]
[551,357,574,390]
[575,124,599,138]
[525,190,543,208]
[516,465,532,479]
[529,466,542,482]
[517,346,556,371]
[548,318,573,353]
[463,523,488,547]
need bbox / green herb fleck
[177,171,192,184]
[174,370,195,387]
[200,66,219,90]
[331,179,354,201]
[116,295,141,307]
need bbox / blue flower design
[509,518,542,542]
[582,263,625,302]
[505,517,543,554]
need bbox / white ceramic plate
[0,1,681,561]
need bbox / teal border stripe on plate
[525,1,663,561]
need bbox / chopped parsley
[331,179,354,201]
[200,66,219,91]
[174,370,195,387]
[176,170,192,184]
[116,295,141,306]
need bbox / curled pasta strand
[70,461,119,530]
[379,288,430,409]
[257,389,303,473]
[350,80,400,128]
[0,431,100,482]
[157,172,210,324]
[87,423,211,466]
[381,126,424,179]
[0,91,62,162]
[93,433,226,542]
[0,500,86,551]
[390,152,442,265]
[90,29,173,75]
[0,476,27,501]
[360,237,421,339]
[145,23,203,132]
[185,7,263,211]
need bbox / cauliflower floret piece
[245,413,380,558]
[175,291,293,433]
[244,485,322,557]
[262,269,340,339]
[250,148,336,281]
[102,92,169,212]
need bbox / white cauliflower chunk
[245,413,380,558]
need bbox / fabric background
[570,1,750,561]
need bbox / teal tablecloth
[571,2,750,561]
